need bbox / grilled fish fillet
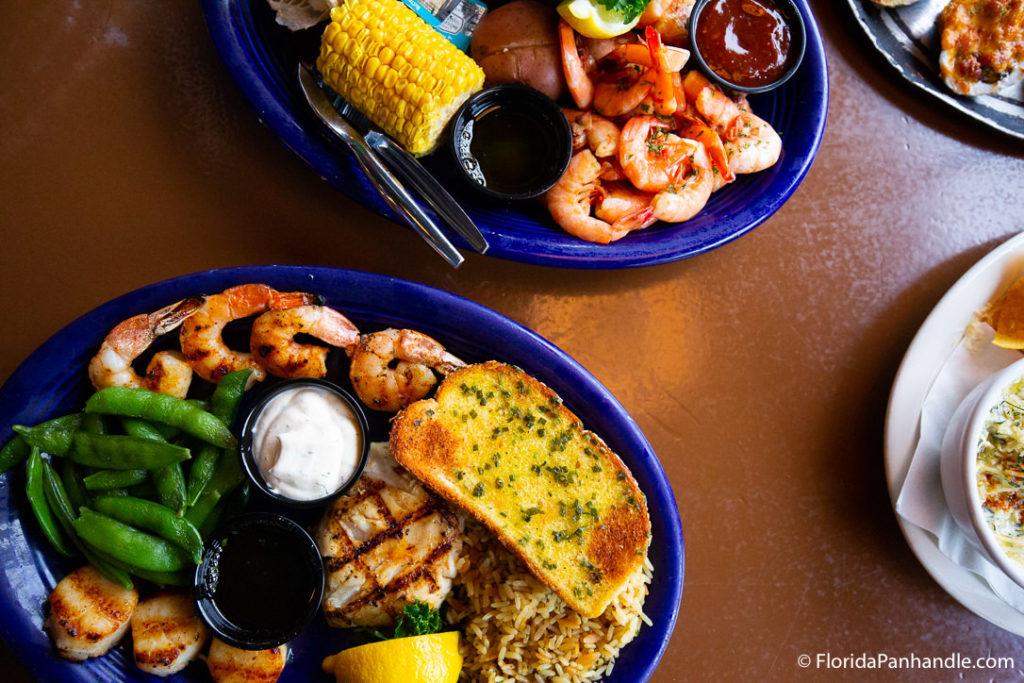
[207,639,288,683]
[44,565,139,661]
[131,589,209,676]
[390,362,651,618]
[315,441,464,627]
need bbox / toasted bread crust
[390,362,650,617]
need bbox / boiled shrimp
[646,27,679,115]
[88,297,204,399]
[676,113,734,188]
[559,19,595,109]
[594,182,657,230]
[638,0,695,45]
[563,109,620,158]
[649,141,713,222]
[546,150,635,244]
[348,328,465,412]
[619,115,698,192]
[593,65,656,118]
[179,283,317,384]
[681,70,780,174]
[250,304,360,379]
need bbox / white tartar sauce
[251,385,362,500]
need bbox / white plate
[885,231,1024,635]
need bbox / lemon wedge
[322,631,463,683]
[557,0,641,39]
[988,277,1024,349]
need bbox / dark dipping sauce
[466,105,562,195]
[195,513,323,649]
[695,0,792,88]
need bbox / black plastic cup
[688,0,806,95]
[193,512,324,650]
[448,84,572,201]
[238,378,370,507]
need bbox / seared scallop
[44,565,139,661]
[316,442,463,627]
[207,638,288,683]
[131,589,209,676]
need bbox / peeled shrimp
[649,141,714,222]
[250,304,360,379]
[546,150,635,244]
[619,116,696,192]
[348,328,465,412]
[559,19,595,109]
[563,109,620,158]
[638,0,695,45]
[88,297,203,399]
[179,284,317,384]
[682,70,781,174]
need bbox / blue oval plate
[200,0,828,269]
[0,266,683,681]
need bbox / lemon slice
[557,0,641,39]
[322,631,463,683]
[988,277,1024,350]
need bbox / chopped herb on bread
[389,361,651,617]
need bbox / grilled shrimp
[207,638,288,683]
[250,304,360,379]
[316,442,464,627]
[179,284,318,384]
[348,328,465,412]
[44,565,139,661]
[88,297,203,399]
[131,590,209,676]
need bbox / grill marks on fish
[317,442,463,627]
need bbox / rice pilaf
[446,520,653,682]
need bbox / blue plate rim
[0,265,683,682]
[199,0,829,269]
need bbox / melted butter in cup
[243,380,369,504]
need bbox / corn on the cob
[316,0,485,157]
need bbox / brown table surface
[3,0,1024,680]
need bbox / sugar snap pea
[121,418,186,514]
[25,449,73,557]
[61,460,89,511]
[85,387,235,449]
[210,368,253,426]
[89,546,189,587]
[0,435,30,475]
[80,413,107,435]
[73,508,191,572]
[91,495,203,563]
[83,469,148,491]
[13,414,84,456]
[40,461,134,589]
[69,432,190,470]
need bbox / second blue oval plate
[0,266,683,681]
[201,0,828,269]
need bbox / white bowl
[941,356,1024,591]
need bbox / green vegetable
[368,601,444,641]
[593,0,648,23]
[85,387,236,449]
[73,508,192,573]
[68,432,190,470]
[25,448,73,557]
[121,418,186,514]
[61,460,89,511]
[91,495,203,563]
[0,435,30,475]
[13,414,84,456]
[41,460,133,589]
[83,469,149,490]
[187,369,252,506]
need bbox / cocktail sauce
[694,0,793,89]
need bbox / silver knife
[297,63,464,268]
[364,131,488,254]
